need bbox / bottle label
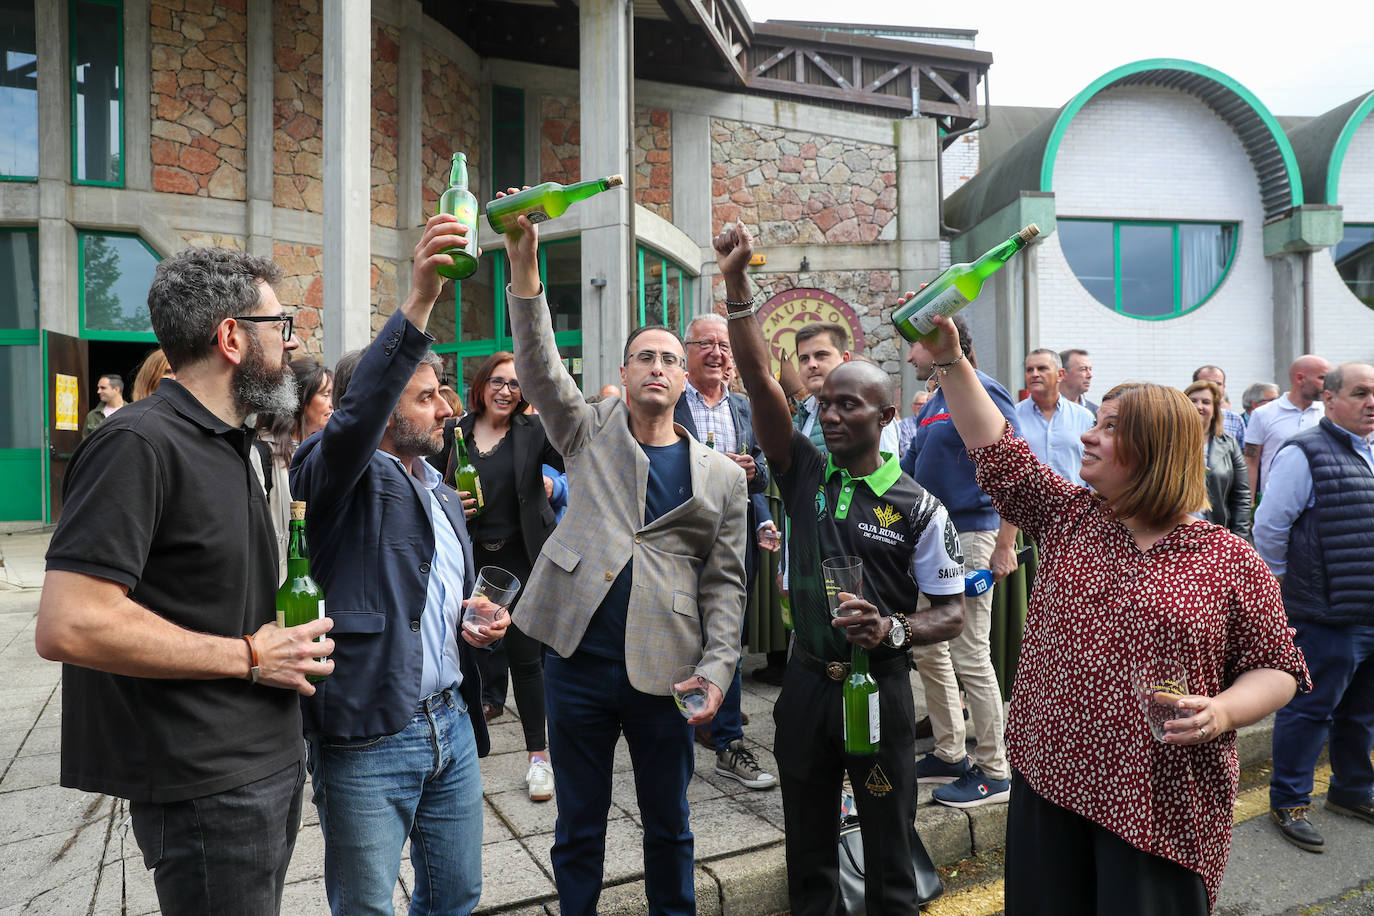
[869,693,881,744]
[526,207,550,224]
[911,285,971,335]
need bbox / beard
[232,331,298,416]
[389,407,443,457]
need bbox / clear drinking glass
[671,665,708,719]
[1133,658,1190,741]
[461,566,521,636]
[822,556,863,617]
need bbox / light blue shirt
[1014,394,1096,485]
[380,451,467,698]
[1253,424,1374,577]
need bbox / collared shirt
[797,394,902,456]
[1221,408,1246,447]
[380,451,466,697]
[684,379,737,454]
[896,415,921,461]
[1253,424,1374,576]
[1013,394,1095,486]
[1247,394,1324,490]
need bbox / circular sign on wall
[756,287,866,373]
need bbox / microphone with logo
[964,546,1035,596]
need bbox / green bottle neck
[564,177,610,203]
[850,641,868,671]
[448,155,469,191]
[285,520,310,576]
[971,233,1029,280]
[455,433,468,463]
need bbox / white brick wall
[1314,117,1374,366]
[941,131,979,199]
[1036,86,1278,396]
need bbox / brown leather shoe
[741,712,750,726]
[483,702,504,723]
[694,724,714,749]
[914,715,934,739]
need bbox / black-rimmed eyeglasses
[232,314,294,342]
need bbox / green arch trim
[1327,91,1374,205]
[1038,58,1303,210]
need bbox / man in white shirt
[1245,355,1330,496]
[1014,349,1094,485]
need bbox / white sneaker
[526,758,554,802]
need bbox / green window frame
[1,0,40,181]
[1333,223,1374,310]
[1057,217,1238,320]
[70,0,124,187]
[490,85,524,199]
[635,244,695,336]
[77,230,160,341]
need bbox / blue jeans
[545,651,696,916]
[307,686,483,916]
[1270,621,1374,809]
[130,759,304,916]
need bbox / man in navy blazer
[290,215,506,914]
[673,313,777,790]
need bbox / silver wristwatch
[885,615,908,649]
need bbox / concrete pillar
[245,0,275,258]
[123,0,151,191]
[35,0,74,333]
[578,0,633,390]
[1269,253,1304,381]
[895,118,941,404]
[322,0,374,362]
[392,0,424,305]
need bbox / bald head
[829,359,894,406]
[817,360,897,463]
[1289,355,1330,406]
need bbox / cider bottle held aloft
[437,152,480,280]
[486,175,624,235]
[453,432,485,517]
[843,643,879,754]
[892,224,1040,342]
[276,501,328,682]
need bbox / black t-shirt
[776,429,964,662]
[45,381,301,804]
[578,437,693,659]
[468,428,520,542]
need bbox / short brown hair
[469,351,527,417]
[794,321,848,353]
[1097,382,1208,524]
[1183,380,1224,438]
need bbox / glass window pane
[556,343,583,391]
[0,344,41,447]
[1180,223,1232,309]
[1118,224,1174,318]
[0,230,39,329]
[73,0,122,184]
[458,254,498,344]
[543,239,581,333]
[1057,220,1115,309]
[1334,224,1374,309]
[1,0,39,178]
[639,247,664,326]
[82,233,157,334]
[491,86,524,197]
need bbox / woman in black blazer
[450,351,564,802]
[1186,380,1252,539]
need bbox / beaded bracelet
[931,352,966,377]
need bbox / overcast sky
[743,0,1374,117]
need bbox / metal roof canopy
[422,0,989,123]
[1286,91,1374,205]
[946,59,1305,232]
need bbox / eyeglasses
[685,339,731,354]
[233,314,294,342]
[487,378,521,392]
[628,349,683,369]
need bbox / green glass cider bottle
[843,643,879,754]
[276,501,328,682]
[452,432,485,517]
[485,175,624,234]
[891,223,1040,342]
[436,153,480,280]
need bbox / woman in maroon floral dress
[911,311,1310,914]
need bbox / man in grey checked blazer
[503,210,748,916]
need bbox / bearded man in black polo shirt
[716,221,966,914]
[37,247,336,916]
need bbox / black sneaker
[1271,805,1324,853]
[1325,795,1374,824]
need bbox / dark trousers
[1004,772,1208,916]
[475,542,548,752]
[774,653,920,916]
[708,555,760,752]
[544,650,696,916]
[130,758,305,916]
[1270,620,1374,809]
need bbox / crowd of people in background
[38,198,1374,916]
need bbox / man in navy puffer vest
[1255,362,1374,854]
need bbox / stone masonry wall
[271,243,325,356]
[273,0,324,212]
[540,95,579,185]
[634,106,671,219]
[710,118,896,245]
[371,25,401,228]
[420,44,481,217]
[149,0,247,199]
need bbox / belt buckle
[825,661,848,682]
[480,538,506,552]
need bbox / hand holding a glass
[461,567,519,648]
[671,664,723,726]
[1134,658,1218,745]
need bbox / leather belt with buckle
[478,539,507,552]
[793,641,909,682]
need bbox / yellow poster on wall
[55,374,80,431]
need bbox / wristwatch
[884,613,909,650]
